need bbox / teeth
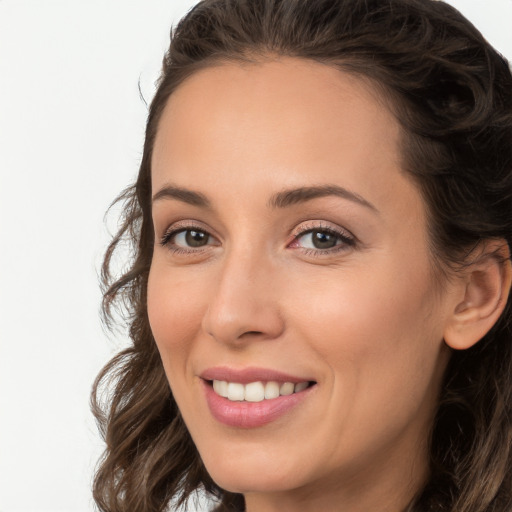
[280,382,294,396]
[227,382,245,401]
[213,379,228,398]
[294,381,309,393]
[245,381,265,402]
[264,381,280,399]
[212,380,310,402]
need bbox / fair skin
[147,58,508,512]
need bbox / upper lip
[200,366,314,384]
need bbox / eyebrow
[269,185,378,212]
[152,185,211,208]
[152,183,377,213]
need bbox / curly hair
[91,1,512,511]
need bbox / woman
[91,0,512,511]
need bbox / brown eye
[297,229,341,250]
[168,229,211,249]
[160,227,214,250]
[291,225,355,254]
[184,229,209,247]
[310,230,338,249]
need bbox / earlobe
[444,241,512,351]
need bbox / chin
[200,448,309,494]
[209,469,301,495]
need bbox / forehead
[149,57,423,233]
[152,58,401,185]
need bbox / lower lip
[202,380,314,428]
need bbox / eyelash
[289,222,356,256]
[159,223,212,255]
[159,222,356,257]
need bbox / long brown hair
[91,1,512,511]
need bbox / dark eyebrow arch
[152,185,211,208]
[268,185,378,212]
[152,183,377,213]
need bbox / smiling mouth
[208,379,316,402]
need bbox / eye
[160,224,219,253]
[174,229,210,248]
[289,223,355,254]
[298,229,341,250]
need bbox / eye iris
[185,230,208,247]
[312,230,337,249]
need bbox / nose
[201,250,285,346]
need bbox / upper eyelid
[290,220,354,239]
[161,220,351,236]
[292,228,354,247]
[161,220,216,237]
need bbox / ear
[444,240,512,351]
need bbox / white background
[0,1,510,511]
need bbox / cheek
[283,260,448,471]
[289,257,445,402]
[147,261,207,371]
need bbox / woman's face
[148,59,456,509]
